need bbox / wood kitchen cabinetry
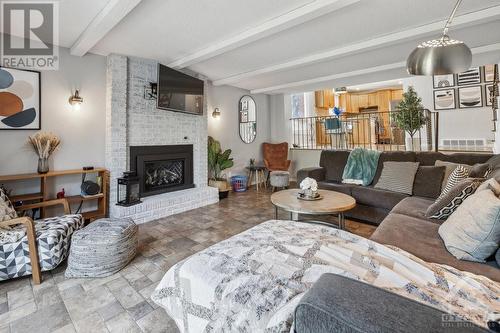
[315,90,334,109]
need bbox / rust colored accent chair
[263,142,291,172]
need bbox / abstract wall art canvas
[433,89,455,110]
[458,86,483,108]
[433,74,455,88]
[0,67,41,130]
[457,67,481,86]
[484,65,495,82]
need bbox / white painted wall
[207,84,271,178]
[0,46,106,198]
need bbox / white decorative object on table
[299,177,320,200]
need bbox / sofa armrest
[16,198,70,215]
[294,273,490,333]
[296,167,325,185]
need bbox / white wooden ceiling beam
[70,0,142,56]
[167,0,360,69]
[216,5,500,86]
[251,43,500,94]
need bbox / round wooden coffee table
[271,189,356,230]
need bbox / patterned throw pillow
[438,165,470,200]
[0,187,17,222]
[426,178,483,220]
[374,161,420,195]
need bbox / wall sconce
[69,90,83,111]
[212,107,221,118]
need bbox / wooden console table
[0,168,109,222]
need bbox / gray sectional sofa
[297,150,500,281]
[295,150,500,332]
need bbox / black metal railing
[290,109,438,152]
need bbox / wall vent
[441,138,488,149]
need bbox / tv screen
[157,64,204,115]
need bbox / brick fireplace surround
[105,54,218,224]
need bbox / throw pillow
[426,178,483,220]
[438,165,471,200]
[434,160,469,190]
[412,166,445,199]
[0,187,17,222]
[438,187,500,262]
[477,178,500,196]
[374,161,420,195]
[470,163,492,178]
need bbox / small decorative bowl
[297,189,322,201]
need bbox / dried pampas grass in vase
[28,132,61,174]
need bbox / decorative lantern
[116,172,141,206]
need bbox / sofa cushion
[391,197,435,221]
[438,188,500,263]
[426,178,483,220]
[351,186,408,211]
[374,162,420,195]
[319,150,350,182]
[412,166,445,199]
[372,151,416,184]
[496,248,500,267]
[370,213,500,282]
[317,181,355,196]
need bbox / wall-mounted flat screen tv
[157,64,204,115]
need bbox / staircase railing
[290,109,438,152]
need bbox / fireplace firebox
[130,145,194,197]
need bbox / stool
[65,218,138,278]
[270,171,290,192]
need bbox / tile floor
[0,188,376,333]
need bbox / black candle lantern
[116,172,141,206]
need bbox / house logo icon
[1,1,59,70]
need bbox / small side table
[246,165,267,191]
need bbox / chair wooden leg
[23,218,41,284]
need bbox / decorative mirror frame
[238,95,257,144]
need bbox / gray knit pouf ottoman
[65,218,138,278]
[270,171,290,191]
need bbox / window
[291,93,305,118]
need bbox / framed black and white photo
[457,67,481,86]
[433,89,456,110]
[0,67,41,130]
[433,74,455,88]
[458,86,483,108]
[485,84,498,107]
[484,64,495,82]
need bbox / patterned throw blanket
[152,220,500,333]
[342,147,381,186]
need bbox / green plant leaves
[207,136,234,180]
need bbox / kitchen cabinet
[391,89,403,101]
[315,90,334,109]
[349,94,359,113]
[357,94,368,109]
[368,93,377,106]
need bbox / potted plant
[28,132,61,173]
[208,136,234,199]
[391,86,428,151]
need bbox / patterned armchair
[263,142,291,172]
[0,189,84,284]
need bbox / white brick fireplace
[105,54,218,224]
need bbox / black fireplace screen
[144,160,184,190]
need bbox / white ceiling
[6,0,500,94]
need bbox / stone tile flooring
[0,188,375,333]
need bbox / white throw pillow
[476,178,500,196]
[438,188,500,262]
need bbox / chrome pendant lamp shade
[407,0,472,75]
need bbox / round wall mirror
[238,95,257,144]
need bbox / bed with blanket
[151,220,499,333]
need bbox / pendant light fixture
[406,0,472,75]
